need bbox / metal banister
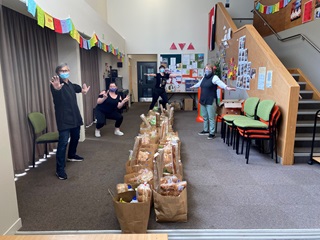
[252,8,320,54]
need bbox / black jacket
[50,80,83,131]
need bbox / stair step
[291,73,300,81]
[299,90,313,99]
[294,147,320,153]
[297,109,318,121]
[298,100,320,109]
[297,82,306,90]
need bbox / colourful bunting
[23,1,124,60]
[255,0,292,14]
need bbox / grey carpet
[15,102,320,231]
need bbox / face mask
[159,68,165,73]
[59,72,70,79]
[109,87,117,92]
[205,70,212,76]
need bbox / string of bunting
[255,0,292,14]
[25,0,124,62]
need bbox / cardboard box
[217,99,244,115]
[184,98,193,111]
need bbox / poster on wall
[290,0,302,21]
[160,53,204,92]
[315,0,320,19]
[302,0,313,23]
[258,67,266,90]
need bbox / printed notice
[258,67,266,90]
[266,70,273,88]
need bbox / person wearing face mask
[145,65,180,110]
[190,63,236,139]
[50,63,91,180]
[94,82,130,138]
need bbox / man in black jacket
[50,63,90,180]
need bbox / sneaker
[56,172,67,180]
[95,129,101,137]
[198,130,209,135]
[67,155,84,162]
[114,129,124,136]
[207,134,215,140]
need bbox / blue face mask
[59,72,70,79]
[205,70,212,76]
[159,68,165,73]
[109,87,117,92]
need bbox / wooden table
[0,234,167,240]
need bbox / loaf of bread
[116,183,128,194]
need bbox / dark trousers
[149,88,168,110]
[95,108,123,129]
[56,126,80,175]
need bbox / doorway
[137,62,157,102]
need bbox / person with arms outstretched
[50,63,90,180]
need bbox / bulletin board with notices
[160,53,205,93]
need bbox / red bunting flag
[279,0,284,9]
[54,18,62,33]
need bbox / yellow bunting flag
[44,12,54,30]
[36,6,45,28]
[274,2,280,12]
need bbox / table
[166,91,198,101]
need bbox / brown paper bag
[110,190,151,233]
[153,188,188,222]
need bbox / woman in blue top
[145,65,180,110]
[94,82,130,137]
[191,64,236,139]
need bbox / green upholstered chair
[28,112,59,167]
[221,97,260,146]
[233,100,279,164]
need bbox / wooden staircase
[288,69,320,163]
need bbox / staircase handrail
[252,8,320,54]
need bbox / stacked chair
[221,97,260,147]
[220,98,281,164]
[233,100,281,164]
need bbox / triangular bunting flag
[187,43,195,50]
[170,43,177,50]
[178,43,186,50]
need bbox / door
[137,62,157,102]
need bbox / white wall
[264,20,320,90]
[29,0,125,53]
[107,0,254,55]
[0,55,22,235]
[84,0,108,22]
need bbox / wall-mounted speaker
[117,62,123,68]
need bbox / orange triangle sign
[170,43,177,50]
[187,43,195,50]
[178,43,186,50]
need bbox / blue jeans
[200,104,216,134]
[56,126,80,175]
